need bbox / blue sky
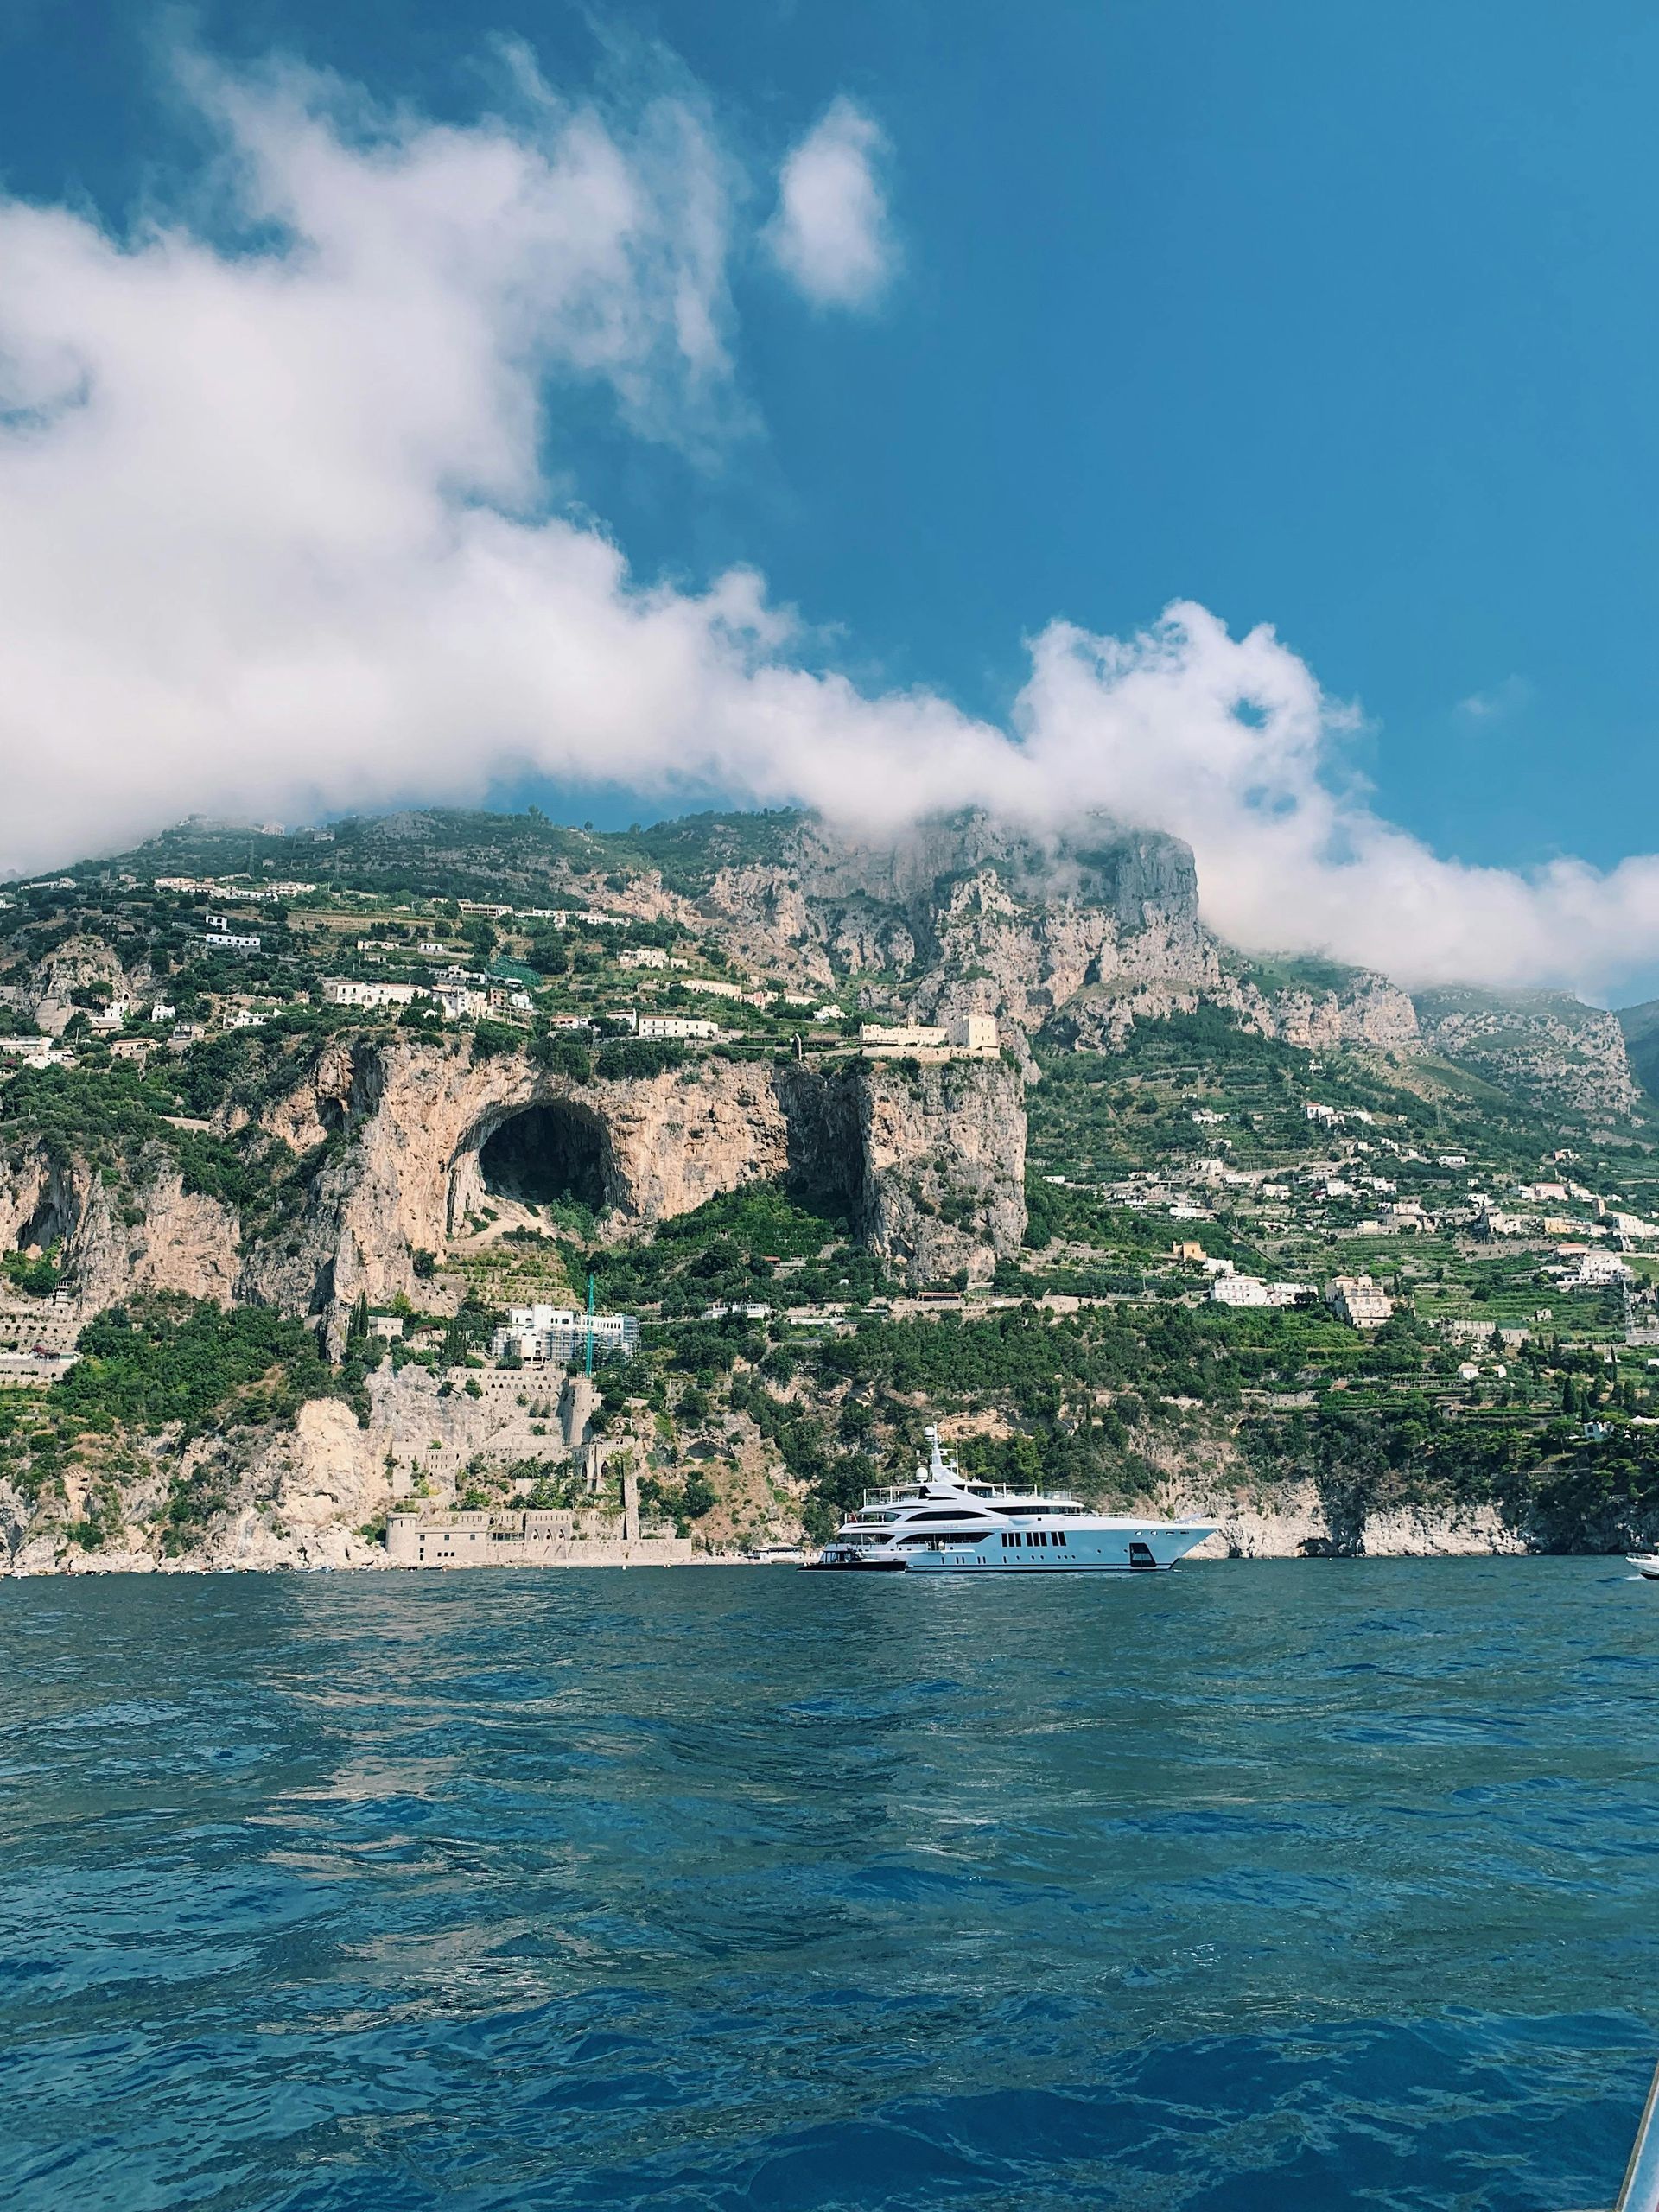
[4,1,1659,992]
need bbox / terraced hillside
[4,805,1659,1571]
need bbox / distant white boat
[1628,1554,1659,1580]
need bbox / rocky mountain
[1414,987,1643,1123]
[694,812,1433,1068]
[4,805,1652,1340]
[6,801,1659,1578]
[1617,996,1659,1106]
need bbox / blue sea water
[3,1559,1659,2211]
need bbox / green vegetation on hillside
[583,1181,876,1317]
[10,803,1659,1562]
[0,1296,367,1553]
[0,1064,260,1213]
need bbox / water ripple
[3,1557,1659,2208]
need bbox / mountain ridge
[8,802,1659,1576]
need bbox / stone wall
[386,1512,693,1568]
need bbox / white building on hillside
[619,947,688,971]
[324,978,419,1009]
[1325,1275,1395,1328]
[493,1305,640,1364]
[1210,1275,1313,1308]
[638,1015,720,1041]
[1573,1250,1635,1288]
[861,1014,999,1059]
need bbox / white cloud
[1457,674,1533,721]
[3,54,1659,1002]
[762,97,894,309]
[1001,607,1659,999]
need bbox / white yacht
[805,1427,1217,1574]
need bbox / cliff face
[853,1060,1027,1287]
[3,1391,394,1576]
[10,933,135,1033]
[1230,973,1421,1052]
[1414,988,1642,1121]
[238,1041,801,1329]
[228,1035,1030,1332]
[1173,1484,1529,1560]
[695,814,1441,1072]
[1,1140,241,1310]
[701,811,1218,1047]
[71,1162,242,1311]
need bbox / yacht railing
[1613,2059,1659,2211]
[860,1481,1025,1508]
[1572,2059,1659,2210]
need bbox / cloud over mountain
[2,51,1659,1000]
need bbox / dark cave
[476,1101,608,1212]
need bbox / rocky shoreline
[0,1499,1599,1576]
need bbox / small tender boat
[804,1427,1216,1573]
[1629,1555,1659,1580]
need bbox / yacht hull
[906,1525,1215,1573]
[804,1524,1217,1573]
[798,1557,909,1572]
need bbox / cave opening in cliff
[19,1186,71,1252]
[477,1101,608,1213]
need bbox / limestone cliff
[842,1059,1027,1287]
[240,1039,800,1331]
[3,1394,393,1576]
[1230,972,1421,1052]
[228,1032,1029,1333]
[700,811,1217,1047]
[8,933,135,1033]
[1413,987,1643,1121]
[1175,1485,1529,1560]
[719,813,1428,1071]
[0,1138,241,1309]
